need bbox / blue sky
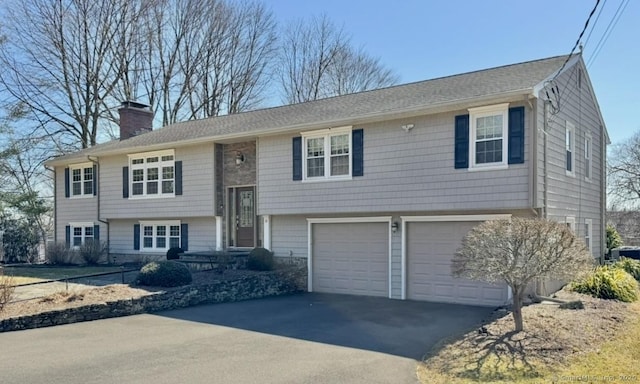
[267,0,638,145]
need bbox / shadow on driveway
[157,292,495,359]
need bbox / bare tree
[277,14,398,104]
[326,46,398,96]
[117,0,277,126]
[1,0,277,145]
[452,218,594,332]
[0,0,148,149]
[608,131,640,208]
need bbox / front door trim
[226,185,257,248]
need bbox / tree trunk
[512,293,524,332]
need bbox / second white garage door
[407,221,508,306]
[312,222,388,297]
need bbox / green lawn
[3,266,126,282]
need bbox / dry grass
[0,272,15,312]
[0,269,256,320]
[553,301,640,381]
[10,276,47,285]
[417,288,638,383]
[0,284,156,320]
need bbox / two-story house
[46,54,608,306]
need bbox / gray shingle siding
[536,61,605,257]
[258,106,531,215]
[270,216,308,259]
[100,142,216,219]
[108,217,217,255]
[54,165,101,244]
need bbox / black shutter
[292,137,302,181]
[92,164,98,196]
[94,225,100,241]
[175,161,183,195]
[133,224,140,250]
[508,106,525,164]
[454,114,470,169]
[65,225,71,248]
[181,223,188,251]
[352,129,364,177]
[122,166,129,198]
[64,168,70,198]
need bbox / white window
[565,216,576,232]
[302,127,352,181]
[70,163,94,197]
[468,104,509,169]
[584,133,592,181]
[129,150,175,198]
[584,219,592,253]
[565,121,575,176]
[69,222,94,247]
[140,220,180,252]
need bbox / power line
[551,0,601,81]
[587,0,630,68]
[583,0,608,48]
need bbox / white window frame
[139,220,181,253]
[584,219,592,254]
[128,149,175,199]
[565,216,576,232]
[565,121,575,177]
[468,103,509,170]
[69,222,95,248]
[69,162,94,198]
[302,126,352,182]
[584,132,592,182]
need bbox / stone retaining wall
[1,269,304,333]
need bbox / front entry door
[234,187,255,247]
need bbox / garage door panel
[407,221,507,306]
[313,222,389,297]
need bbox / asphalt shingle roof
[49,55,568,164]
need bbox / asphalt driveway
[0,293,495,383]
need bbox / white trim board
[399,214,512,222]
[306,216,393,298]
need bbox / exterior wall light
[235,151,245,165]
[391,222,399,233]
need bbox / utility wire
[587,0,629,68]
[551,0,601,81]
[583,0,608,48]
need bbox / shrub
[136,260,192,287]
[606,225,623,253]
[46,242,77,265]
[613,257,640,281]
[78,241,108,265]
[1,216,39,263]
[247,247,275,271]
[571,266,639,302]
[0,269,14,312]
[166,247,183,260]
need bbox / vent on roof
[118,100,153,140]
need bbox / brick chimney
[118,101,153,140]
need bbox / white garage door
[312,222,388,297]
[407,221,507,306]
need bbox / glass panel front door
[234,187,255,247]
